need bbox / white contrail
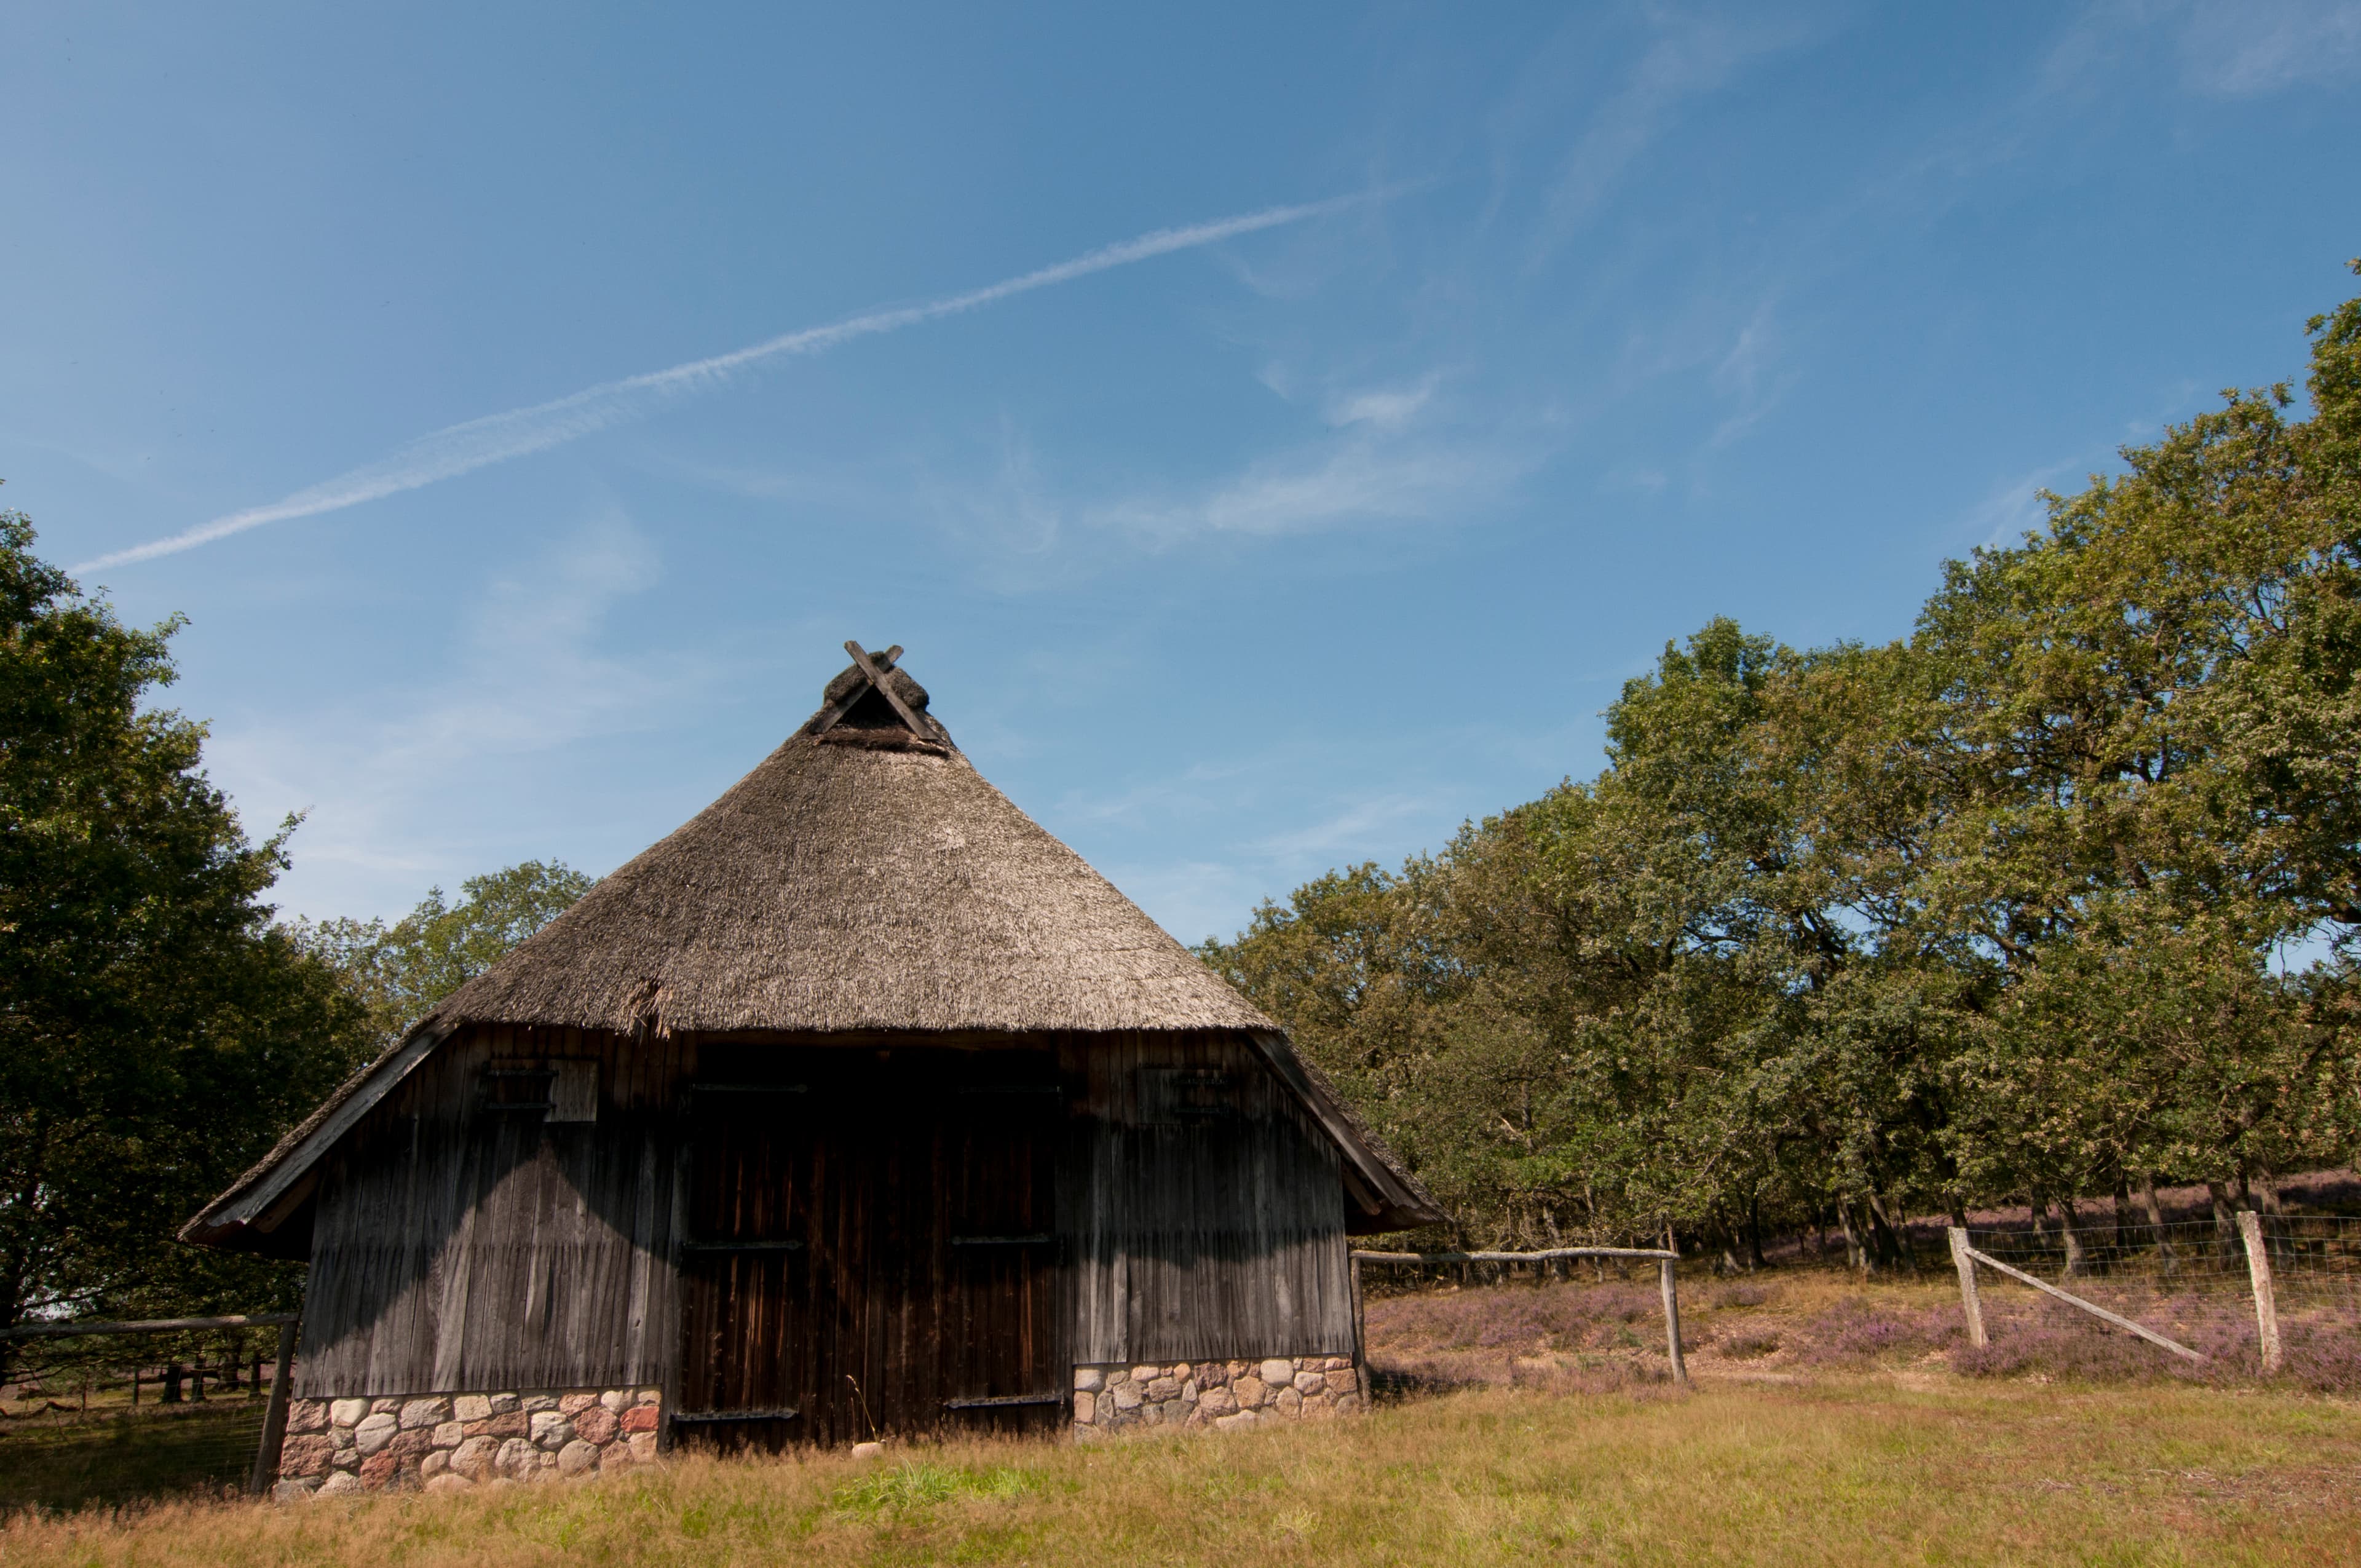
[76,193,1372,572]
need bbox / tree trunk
[1747,1194,1767,1271]
[2142,1175,2175,1277]
[2207,1180,2237,1257]
[2113,1175,2133,1252]
[2254,1170,2285,1216]
[1865,1190,1916,1273]
[2056,1194,2087,1277]
[1837,1202,1871,1277]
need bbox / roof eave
[179,1019,455,1253]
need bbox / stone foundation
[1071,1356,1359,1436]
[271,1387,662,1499]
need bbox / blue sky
[6,3,2359,943]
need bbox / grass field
[5,1378,2357,1567]
[5,1268,2357,1566]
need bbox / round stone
[352,1413,400,1455]
[557,1439,599,1478]
[451,1436,501,1480]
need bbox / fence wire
[1,1326,285,1513]
[1964,1216,2361,1306]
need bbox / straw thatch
[424,665,1270,1037]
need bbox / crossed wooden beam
[813,640,941,741]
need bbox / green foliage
[0,502,372,1343]
[1209,271,2361,1262]
[292,860,594,1047]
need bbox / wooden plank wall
[674,1046,1064,1447]
[295,1024,686,1398]
[296,1025,1357,1401]
[1061,1031,1355,1364]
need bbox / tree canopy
[1204,271,2361,1267]
[0,503,371,1342]
[292,861,595,1048]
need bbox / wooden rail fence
[1348,1246,1690,1387]
[1,1312,300,1494]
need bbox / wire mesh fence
[1952,1216,2361,1387]
[1964,1216,2361,1304]
[0,1319,294,1515]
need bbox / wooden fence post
[248,1318,299,1496]
[1948,1226,1987,1348]
[1349,1253,1369,1402]
[1657,1259,1689,1387]
[2237,1211,2282,1376]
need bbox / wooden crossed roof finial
[813,641,939,740]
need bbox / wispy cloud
[74,194,1385,573]
[1956,458,2082,550]
[209,505,718,916]
[1528,10,1811,264]
[1094,432,1530,540]
[1090,371,1549,542]
[1326,375,1440,431]
[2179,1,2361,94]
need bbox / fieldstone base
[1071,1356,1359,1436]
[271,1387,662,1497]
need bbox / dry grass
[12,1267,2357,1564]
[7,1375,2359,1567]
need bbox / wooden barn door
[673,1050,1064,1450]
[936,1080,1064,1436]
[673,1069,814,1451]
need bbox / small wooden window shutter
[550,1061,599,1122]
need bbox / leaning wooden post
[1657,1258,1690,1387]
[1349,1253,1369,1400]
[248,1318,299,1496]
[2237,1211,2282,1376]
[1948,1226,1987,1348]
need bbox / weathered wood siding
[1061,1032,1355,1364]
[296,1024,684,1398]
[297,1025,1355,1404]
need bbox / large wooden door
[673,1048,1064,1449]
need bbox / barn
[185,642,1442,1493]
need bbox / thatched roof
[429,651,1273,1036]
[184,644,1444,1248]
